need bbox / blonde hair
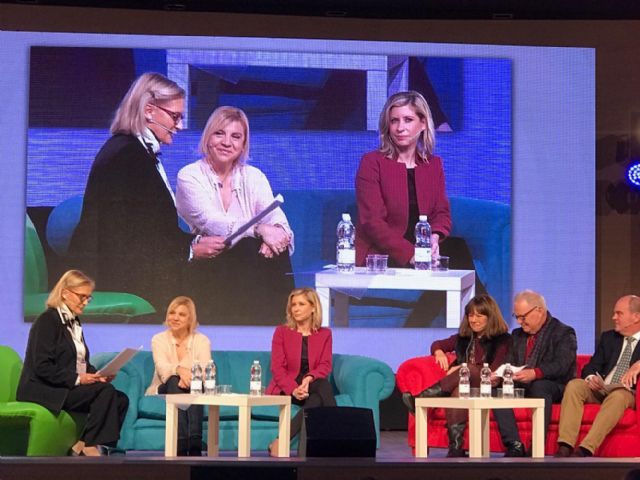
[46,270,95,309]
[378,90,436,162]
[199,106,250,166]
[459,294,509,338]
[110,72,185,136]
[285,288,322,331]
[164,296,198,335]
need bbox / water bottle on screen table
[414,215,432,270]
[480,363,492,398]
[502,363,515,398]
[458,362,471,398]
[204,359,217,395]
[336,213,355,273]
[250,360,262,396]
[190,360,203,394]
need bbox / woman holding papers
[17,270,129,456]
[401,294,519,457]
[147,296,211,456]
[176,106,294,325]
[265,288,336,456]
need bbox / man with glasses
[492,290,577,456]
[554,295,640,457]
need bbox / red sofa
[396,354,640,457]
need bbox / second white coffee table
[414,396,545,458]
[164,393,291,458]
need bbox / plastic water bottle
[458,362,471,398]
[190,360,203,394]
[204,359,217,395]
[250,360,262,396]
[336,213,356,273]
[480,363,492,398]
[414,215,432,270]
[502,363,515,398]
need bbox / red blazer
[266,325,333,395]
[355,150,451,267]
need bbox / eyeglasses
[512,306,538,322]
[152,104,184,125]
[67,289,93,304]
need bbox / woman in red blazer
[355,90,452,267]
[266,287,336,456]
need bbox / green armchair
[0,345,83,456]
[24,214,156,320]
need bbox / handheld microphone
[148,118,177,135]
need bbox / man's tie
[611,337,635,384]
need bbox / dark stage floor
[1,432,639,480]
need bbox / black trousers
[158,376,203,442]
[492,379,566,445]
[63,382,128,447]
[189,237,294,326]
[290,378,336,439]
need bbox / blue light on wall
[628,161,640,189]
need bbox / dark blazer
[355,150,452,267]
[69,134,193,309]
[510,312,577,386]
[581,330,640,380]
[17,308,96,414]
[266,325,333,395]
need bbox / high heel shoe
[70,440,85,456]
[81,445,102,457]
[268,438,279,457]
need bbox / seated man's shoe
[571,446,593,457]
[446,448,468,458]
[504,440,526,457]
[554,444,573,457]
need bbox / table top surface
[415,396,545,409]
[163,393,291,407]
[315,267,475,288]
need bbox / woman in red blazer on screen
[355,90,452,268]
[266,287,336,456]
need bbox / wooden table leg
[207,405,219,457]
[277,402,291,457]
[237,405,251,457]
[316,286,331,327]
[480,408,490,457]
[531,404,545,458]
[415,406,428,458]
[165,402,178,457]
[468,407,483,458]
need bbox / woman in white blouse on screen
[176,106,295,326]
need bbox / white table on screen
[414,396,545,458]
[314,268,475,328]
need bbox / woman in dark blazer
[266,287,335,456]
[17,270,129,456]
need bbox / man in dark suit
[555,295,640,457]
[492,290,577,457]
[69,73,224,312]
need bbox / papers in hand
[493,364,526,378]
[594,372,629,393]
[224,194,284,247]
[96,346,142,377]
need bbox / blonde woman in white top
[176,106,295,325]
[147,296,211,456]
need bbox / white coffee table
[414,396,545,458]
[315,268,476,327]
[164,393,291,458]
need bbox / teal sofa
[92,350,395,452]
[0,345,84,456]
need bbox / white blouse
[176,160,294,252]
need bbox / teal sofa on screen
[92,350,395,452]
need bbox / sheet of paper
[493,363,526,378]
[224,194,284,246]
[96,346,142,377]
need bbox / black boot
[446,422,467,458]
[402,383,449,414]
[177,439,189,457]
[188,437,203,456]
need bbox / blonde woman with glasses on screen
[17,270,129,456]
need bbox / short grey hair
[513,289,547,311]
